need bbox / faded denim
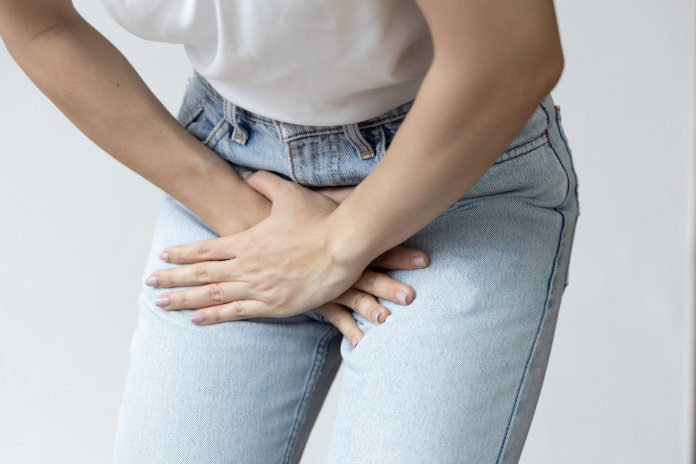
[113,71,580,464]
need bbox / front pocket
[494,130,550,166]
[442,138,569,217]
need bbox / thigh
[113,195,343,464]
[325,118,579,463]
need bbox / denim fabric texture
[113,71,580,464]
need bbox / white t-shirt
[101,0,433,125]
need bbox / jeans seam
[495,209,566,464]
[282,325,337,464]
[497,101,571,462]
[493,131,550,166]
[202,117,231,149]
[336,133,344,182]
[286,141,299,182]
[542,104,572,208]
[275,110,410,141]
[182,98,196,122]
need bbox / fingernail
[238,170,252,179]
[351,337,359,348]
[372,309,382,324]
[191,314,205,324]
[145,276,158,287]
[396,291,408,305]
[159,251,170,262]
[154,295,170,307]
[412,256,427,268]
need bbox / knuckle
[330,311,352,328]
[208,283,225,303]
[196,241,213,259]
[208,308,221,323]
[231,301,247,319]
[363,272,378,294]
[193,264,211,283]
[351,292,366,310]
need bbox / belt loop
[223,100,249,145]
[343,123,375,160]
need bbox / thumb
[243,170,293,202]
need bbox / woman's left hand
[146,170,423,329]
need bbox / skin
[148,0,564,324]
[0,0,432,346]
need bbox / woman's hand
[146,171,429,346]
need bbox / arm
[1,0,431,342]
[327,0,564,268]
[130,0,563,326]
[0,0,271,236]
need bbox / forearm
[326,0,564,268]
[0,4,270,236]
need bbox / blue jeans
[113,71,579,463]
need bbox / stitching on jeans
[496,214,566,463]
[329,132,338,184]
[496,106,571,463]
[500,130,548,157]
[201,117,226,147]
[541,104,570,205]
[287,142,298,182]
[337,133,344,182]
[281,325,337,464]
[493,140,550,166]
[208,121,232,150]
[280,111,409,140]
[182,98,195,122]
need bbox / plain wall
[0,1,693,463]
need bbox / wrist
[324,208,377,272]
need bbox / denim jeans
[113,71,579,463]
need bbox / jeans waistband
[188,70,414,159]
[182,70,556,165]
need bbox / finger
[146,260,239,288]
[244,170,295,203]
[352,269,414,306]
[312,303,364,348]
[153,282,254,310]
[369,246,430,270]
[190,299,269,325]
[313,186,356,204]
[160,236,236,264]
[332,289,390,325]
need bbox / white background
[0,1,693,463]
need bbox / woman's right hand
[308,185,429,347]
[311,243,428,347]
[236,182,430,346]
[148,181,429,348]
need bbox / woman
[0,0,579,462]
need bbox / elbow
[536,44,564,97]
[485,43,565,110]
[507,40,565,105]
[431,39,565,108]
